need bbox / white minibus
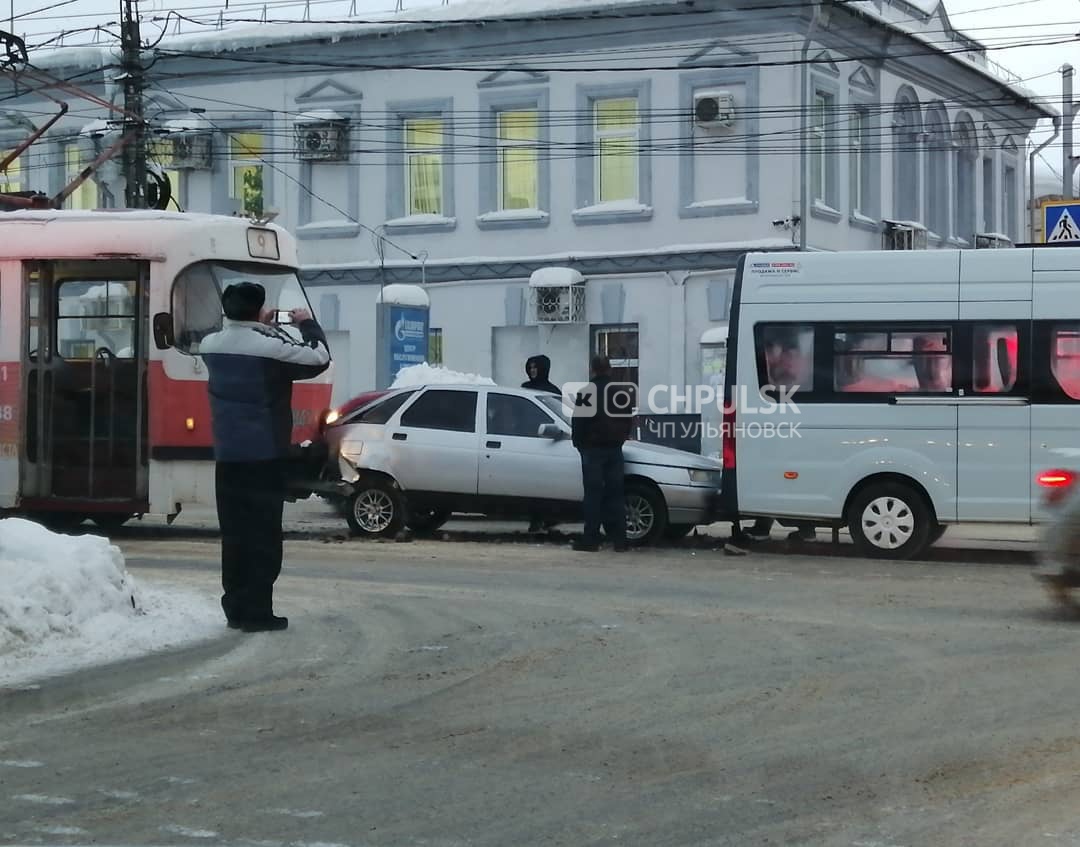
[719,246,1080,559]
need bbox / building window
[982,156,995,232]
[0,150,20,192]
[428,328,443,366]
[592,323,640,410]
[64,143,97,210]
[404,118,443,216]
[893,92,921,223]
[594,97,638,203]
[811,92,831,204]
[1003,163,1017,241]
[954,116,977,243]
[925,104,950,239]
[849,108,870,215]
[148,139,181,210]
[496,110,539,211]
[229,132,264,217]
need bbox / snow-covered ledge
[383,213,457,235]
[375,284,430,308]
[849,211,881,233]
[810,200,842,224]
[296,218,362,240]
[476,208,550,231]
[680,196,759,219]
[572,200,653,226]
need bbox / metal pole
[798,2,822,252]
[1063,64,1073,200]
[1030,116,1060,242]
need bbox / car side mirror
[538,423,564,440]
[153,312,175,350]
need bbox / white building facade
[0,0,1054,440]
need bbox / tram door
[21,259,149,507]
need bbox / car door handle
[392,433,407,441]
[486,440,501,448]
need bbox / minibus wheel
[847,481,932,560]
[346,477,405,538]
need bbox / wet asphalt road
[3,532,1080,847]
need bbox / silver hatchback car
[320,384,724,545]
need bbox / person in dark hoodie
[522,354,561,532]
[522,354,560,394]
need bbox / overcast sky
[4,0,1077,184]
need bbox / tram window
[56,279,136,359]
[1050,325,1080,400]
[172,260,316,355]
[973,324,1018,393]
[833,328,951,393]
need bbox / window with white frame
[404,117,443,216]
[811,92,832,204]
[849,107,870,215]
[0,149,20,192]
[64,143,97,210]
[1003,163,1017,240]
[496,109,539,211]
[149,138,182,210]
[229,132,264,217]
[982,157,995,232]
[594,97,638,203]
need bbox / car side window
[355,391,415,424]
[487,393,554,438]
[399,389,478,433]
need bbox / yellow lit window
[0,150,21,193]
[594,98,638,203]
[497,110,538,211]
[229,132,264,216]
[65,144,97,210]
[404,118,442,216]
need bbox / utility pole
[120,0,146,208]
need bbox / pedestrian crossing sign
[1044,202,1080,243]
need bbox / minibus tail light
[1038,469,1077,506]
[722,401,736,470]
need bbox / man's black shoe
[241,615,289,633]
[572,540,600,552]
[226,618,243,630]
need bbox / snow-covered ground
[0,519,221,688]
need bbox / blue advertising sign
[388,305,429,380]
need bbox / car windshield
[537,393,570,426]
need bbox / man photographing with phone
[199,282,331,632]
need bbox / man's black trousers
[215,460,285,623]
[579,445,626,545]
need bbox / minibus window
[972,324,1018,393]
[1050,326,1080,400]
[833,328,952,394]
[756,324,814,395]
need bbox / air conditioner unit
[693,90,736,130]
[882,220,927,250]
[294,121,349,162]
[171,133,212,170]
[974,232,1013,249]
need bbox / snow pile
[0,518,220,687]
[391,363,495,388]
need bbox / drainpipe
[1030,115,1060,242]
[1064,64,1074,199]
[798,0,825,252]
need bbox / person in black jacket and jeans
[199,282,331,632]
[522,354,561,532]
[570,355,633,552]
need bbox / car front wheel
[624,482,668,545]
[346,478,405,538]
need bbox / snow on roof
[0,518,220,687]
[375,284,430,307]
[162,116,213,134]
[700,325,729,345]
[78,119,112,137]
[529,267,584,287]
[295,110,347,123]
[19,0,1046,111]
[390,363,495,388]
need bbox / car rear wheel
[847,481,932,560]
[346,478,405,538]
[624,482,668,545]
[92,513,131,533]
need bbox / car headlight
[323,409,341,426]
[688,469,723,486]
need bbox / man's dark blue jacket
[200,318,331,462]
